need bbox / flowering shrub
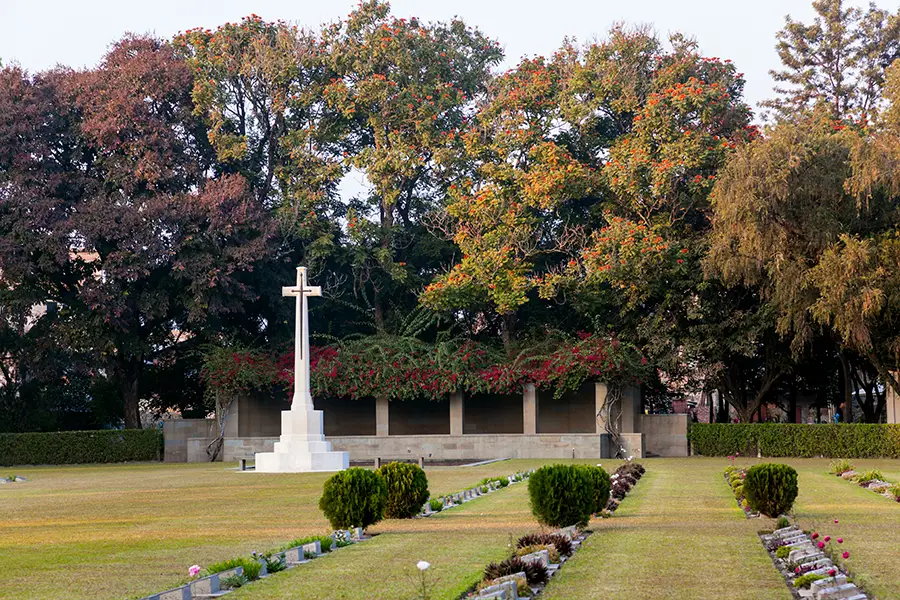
[203,333,648,402]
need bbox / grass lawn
[0,459,546,600]
[541,458,789,600]
[5,457,900,600]
[230,479,539,600]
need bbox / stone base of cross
[255,267,349,473]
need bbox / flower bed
[761,523,868,599]
[828,459,900,503]
[461,462,646,598]
[723,461,758,518]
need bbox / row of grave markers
[139,529,365,600]
[762,525,868,600]
[139,470,531,600]
[420,471,533,517]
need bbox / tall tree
[762,0,900,122]
[0,38,270,427]
[322,1,502,332]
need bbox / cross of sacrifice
[283,267,321,409]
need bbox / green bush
[376,462,430,519]
[0,429,162,466]
[829,458,854,474]
[853,469,884,484]
[318,467,386,530]
[776,516,791,529]
[428,498,443,512]
[775,546,791,559]
[793,573,826,589]
[732,484,744,499]
[206,557,262,581]
[528,464,594,528]
[499,478,509,487]
[575,465,612,514]
[743,464,799,518]
[689,423,900,458]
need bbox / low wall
[221,434,612,461]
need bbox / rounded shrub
[318,467,386,530]
[376,461,430,519]
[528,464,594,528]
[575,465,612,514]
[743,463,799,517]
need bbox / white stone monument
[255,267,349,472]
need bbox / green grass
[541,458,788,600]
[0,459,546,600]
[6,457,900,600]
[231,480,539,600]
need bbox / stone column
[523,384,537,435]
[450,392,464,436]
[620,385,640,433]
[887,379,899,424]
[376,396,389,437]
[594,382,608,434]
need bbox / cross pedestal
[255,267,349,473]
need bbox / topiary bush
[575,465,612,515]
[743,463,799,517]
[319,467,386,530]
[528,464,594,528]
[376,461,430,519]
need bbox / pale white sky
[0,0,872,114]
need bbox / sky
[0,0,875,115]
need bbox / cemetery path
[228,480,539,600]
[540,459,789,600]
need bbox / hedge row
[0,429,163,466]
[689,423,900,458]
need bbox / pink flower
[812,532,819,540]
[842,551,850,559]
[795,567,801,574]
[828,568,836,577]
[834,519,839,523]
[188,565,201,577]
[824,536,831,542]
[837,538,843,544]
[818,541,825,549]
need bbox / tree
[707,102,900,405]
[0,38,270,427]
[323,1,502,333]
[762,0,900,122]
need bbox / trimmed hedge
[377,461,430,519]
[528,464,594,528]
[0,429,163,466]
[689,423,900,458]
[743,463,798,517]
[318,467,386,530]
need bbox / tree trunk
[838,350,853,423]
[120,360,142,429]
[500,312,517,355]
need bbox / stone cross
[283,267,321,410]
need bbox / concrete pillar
[450,391,464,436]
[887,379,899,424]
[223,396,240,439]
[620,385,640,433]
[523,384,537,434]
[376,396,389,437]
[595,382,608,434]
